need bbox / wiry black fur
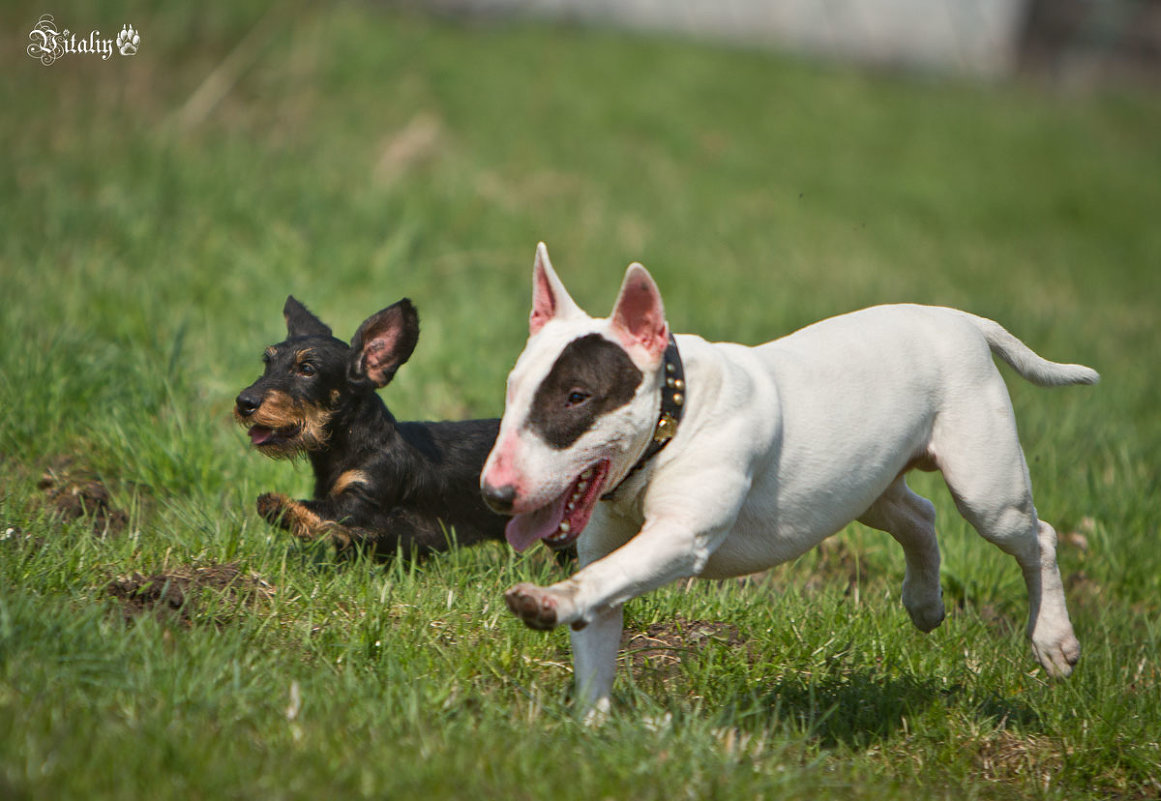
[235,295,507,559]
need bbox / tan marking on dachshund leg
[282,501,353,549]
[257,493,353,548]
[330,469,371,497]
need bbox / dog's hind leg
[933,379,1080,677]
[858,477,945,633]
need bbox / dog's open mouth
[247,424,302,447]
[505,460,610,552]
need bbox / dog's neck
[307,390,395,490]
[602,334,685,500]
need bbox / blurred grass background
[1,1,1159,798]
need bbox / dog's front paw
[1032,630,1081,679]
[505,583,567,631]
[256,492,292,527]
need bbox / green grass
[2,2,1160,798]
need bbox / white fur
[484,249,1096,718]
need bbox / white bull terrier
[481,243,1097,717]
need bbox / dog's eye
[565,389,590,407]
[297,363,317,377]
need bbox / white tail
[961,313,1100,387]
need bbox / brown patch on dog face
[527,333,643,449]
[331,469,370,496]
[236,389,333,459]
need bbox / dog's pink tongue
[248,426,274,445]
[505,497,566,552]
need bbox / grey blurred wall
[420,0,1161,84]
[424,0,1028,77]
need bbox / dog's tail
[959,312,1100,387]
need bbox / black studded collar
[602,334,685,500]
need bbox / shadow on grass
[732,671,1040,749]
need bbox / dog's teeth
[576,481,588,494]
[581,469,593,480]
[558,521,570,534]
[567,501,577,510]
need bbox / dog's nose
[235,392,261,417]
[481,482,517,514]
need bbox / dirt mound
[622,618,748,677]
[37,458,128,536]
[106,563,275,625]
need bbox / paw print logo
[116,24,140,56]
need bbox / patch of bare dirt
[621,618,749,678]
[36,457,128,536]
[105,562,275,626]
[802,537,869,595]
[976,603,1019,635]
[973,730,1067,790]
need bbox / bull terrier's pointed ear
[610,263,668,368]
[284,296,333,339]
[348,298,420,388]
[530,242,582,335]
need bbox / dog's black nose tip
[481,482,517,514]
[235,393,260,417]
